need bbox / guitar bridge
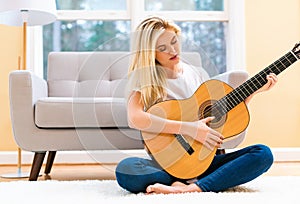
[174,134,194,155]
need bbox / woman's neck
[164,63,183,79]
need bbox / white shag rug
[0,176,299,204]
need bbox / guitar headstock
[292,42,300,59]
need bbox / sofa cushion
[47,52,202,97]
[35,97,128,128]
[47,52,130,97]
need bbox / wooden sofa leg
[29,152,46,181]
[44,151,56,175]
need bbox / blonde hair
[129,16,181,110]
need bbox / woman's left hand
[245,73,278,104]
[256,73,278,93]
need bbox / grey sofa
[9,51,248,181]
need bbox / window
[38,0,245,79]
[47,20,130,52]
[145,0,224,11]
[57,0,126,10]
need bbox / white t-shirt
[165,62,209,100]
[126,62,210,102]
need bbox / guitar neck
[215,51,298,114]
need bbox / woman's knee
[115,157,141,193]
[115,157,138,175]
[115,157,156,193]
[253,144,274,169]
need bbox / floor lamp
[0,0,56,178]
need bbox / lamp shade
[0,0,57,26]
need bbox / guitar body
[142,79,250,179]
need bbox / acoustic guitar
[141,43,300,179]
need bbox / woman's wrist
[178,121,193,136]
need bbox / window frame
[27,0,245,78]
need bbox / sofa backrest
[47,51,202,97]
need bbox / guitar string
[216,52,296,117]
[200,52,297,121]
[216,53,294,114]
[227,53,293,103]
[209,54,289,117]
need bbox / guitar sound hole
[198,100,227,129]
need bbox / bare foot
[146,181,202,194]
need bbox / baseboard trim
[0,150,149,165]
[0,148,299,165]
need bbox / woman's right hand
[182,117,224,151]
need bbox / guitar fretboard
[213,51,298,116]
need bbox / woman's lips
[170,54,178,60]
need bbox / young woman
[115,16,277,194]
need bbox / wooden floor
[1,161,300,182]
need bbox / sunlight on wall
[0,25,22,150]
[242,0,300,147]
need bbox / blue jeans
[115,144,273,193]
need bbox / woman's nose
[168,45,177,54]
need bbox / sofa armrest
[9,70,48,105]
[212,70,249,88]
[9,70,48,147]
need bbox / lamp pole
[21,10,28,70]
